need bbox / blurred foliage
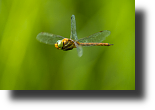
[0,0,135,90]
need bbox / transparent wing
[78,30,111,43]
[74,42,83,57]
[70,15,78,41]
[36,32,64,45]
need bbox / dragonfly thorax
[55,38,77,51]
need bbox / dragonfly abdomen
[79,43,113,46]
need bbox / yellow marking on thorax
[62,38,69,45]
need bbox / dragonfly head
[55,40,63,49]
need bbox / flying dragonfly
[36,15,113,57]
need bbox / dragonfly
[36,15,113,57]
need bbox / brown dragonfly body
[55,38,113,51]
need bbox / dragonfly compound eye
[55,40,63,49]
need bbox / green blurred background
[0,0,135,90]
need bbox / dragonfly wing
[74,42,83,57]
[70,15,78,41]
[36,32,64,45]
[78,30,111,43]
